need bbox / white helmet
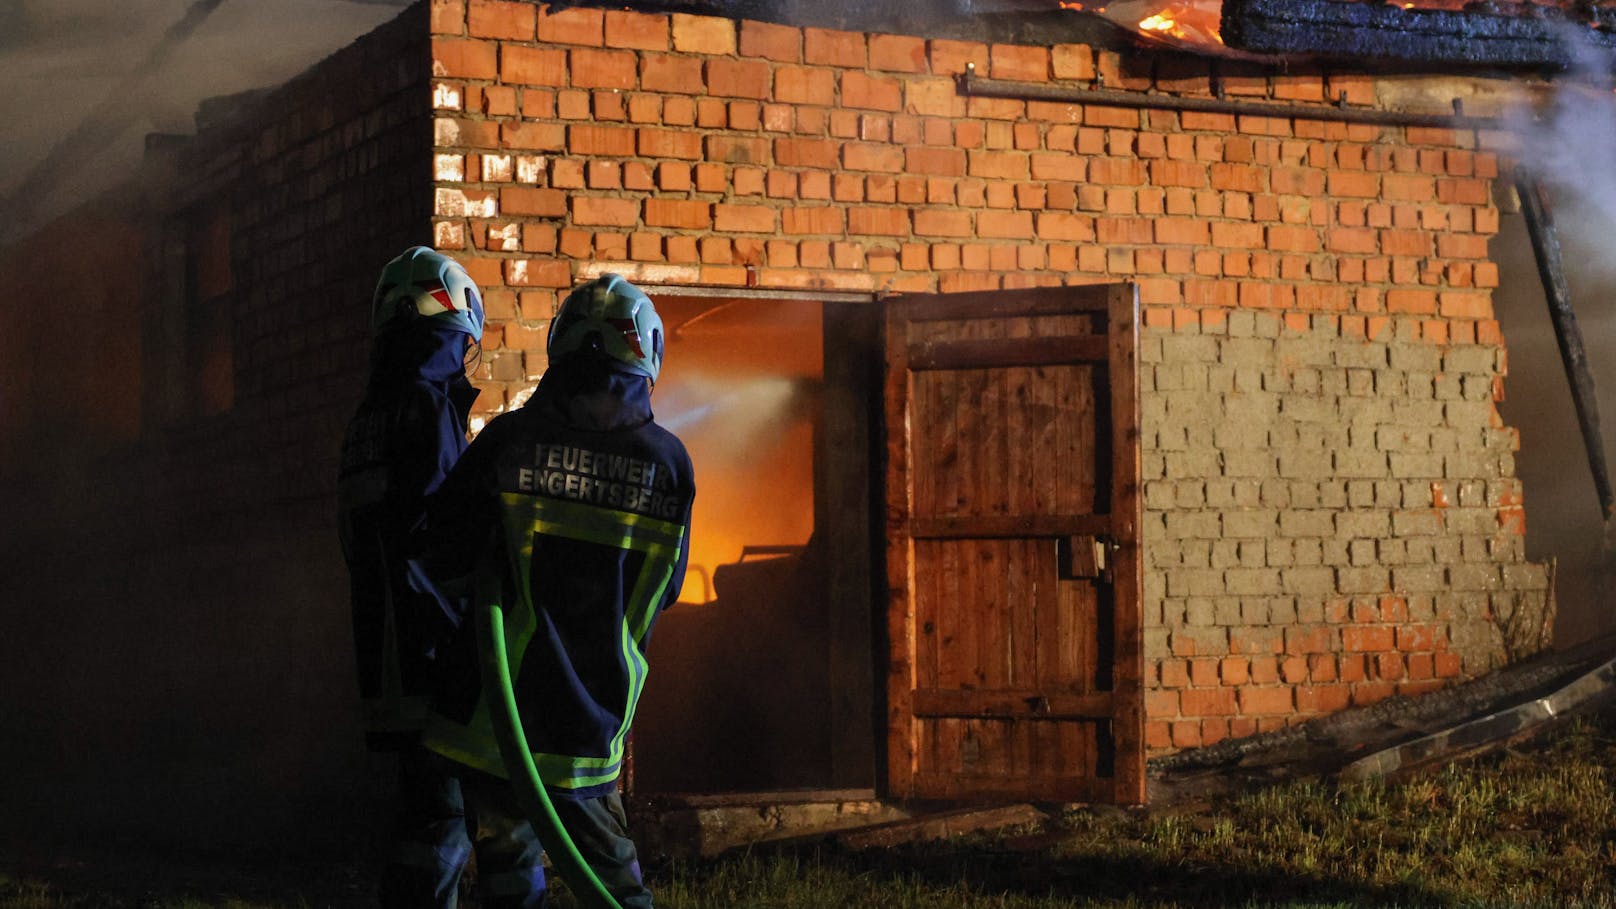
[372,247,484,341]
[548,274,664,384]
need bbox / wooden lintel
[909,335,1109,371]
[894,286,1112,321]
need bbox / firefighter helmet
[372,247,485,341]
[548,274,664,384]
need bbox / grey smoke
[1491,28,1616,644]
[0,0,400,240]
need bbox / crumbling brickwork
[1139,311,1550,749]
[427,1,1549,752]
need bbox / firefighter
[339,247,545,909]
[420,274,695,909]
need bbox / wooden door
[883,284,1143,804]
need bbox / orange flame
[1132,3,1223,45]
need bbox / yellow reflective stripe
[499,493,686,551]
[430,490,689,791]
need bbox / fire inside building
[3,0,1615,853]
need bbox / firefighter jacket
[338,326,479,751]
[420,354,694,798]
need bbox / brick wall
[427,1,1550,753]
[0,7,435,852]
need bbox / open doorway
[1492,198,1616,649]
[631,291,880,795]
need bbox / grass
[8,714,1616,909]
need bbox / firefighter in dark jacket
[421,274,695,909]
[340,247,546,909]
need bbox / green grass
[8,715,1616,909]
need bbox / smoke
[0,0,399,239]
[1490,27,1616,644]
[1499,29,1616,282]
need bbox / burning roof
[1083,0,1616,65]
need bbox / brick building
[0,0,1562,846]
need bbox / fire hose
[477,599,626,909]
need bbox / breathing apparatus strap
[477,597,627,909]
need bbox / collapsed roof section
[1222,0,1616,67]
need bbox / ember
[1100,0,1225,47]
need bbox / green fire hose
[477,599,626,909]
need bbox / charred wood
[1223,0,1616,68]
[1516,175,1616,522]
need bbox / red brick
[846,207,909,236]
[604,9,667,50]
[431,0,465,36]
[501,45,567,86]
[537,6,603,45]
[506,258,571,287]
[1085,106,1140,129]
[1239,686,1294,715]
[468,0,533,39]
[1341,626,1396,653]
[1029,152,1083,182]
[1326,227,1377,254]
[1295,684,1351,713]
[977,210,1033,239]
[640,54,702,94]
[905,147,966,177]
[1171,721,1202,749]
[968,150,1028,180]
[657,21,721,57]
[803,27,864,66]
[1211,221,1263,249]
[1179,688,1237,716]
[500,187,566,217]
[707,59,771,99]
[776,137,839,168]
[1328,171,1379,198]
[1150,159,1207,188]
[778,206,842,235]
[1036,212,1094,242]
[1439,291,1491,319]
[702,135,768,166]
[842,71,902,112]
[568,125,635,156]
[1267,225,1320,253]
[572,197,638,226]
[1386,289,1437,314]
[1437,233,1489,259]
[500,121,565,152]
[1189,659,1220,687]
[1154,218,1209,245]
[930,39,987,76]
[869,33,926,73]
[897,77,957,118]
[714,204,775,233]
[644,199,712,229]
[434,38,498,80]
[774,65,836,106]
[1087,158,1146,186]
[990,43,1048,81]
[843,143,903,173]
[637,128,702,160]
[739,19,799,62]
[568,48,636,90]
[914,209,972,238]
[1096,217,1151,245]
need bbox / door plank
[912,688,1115,719]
